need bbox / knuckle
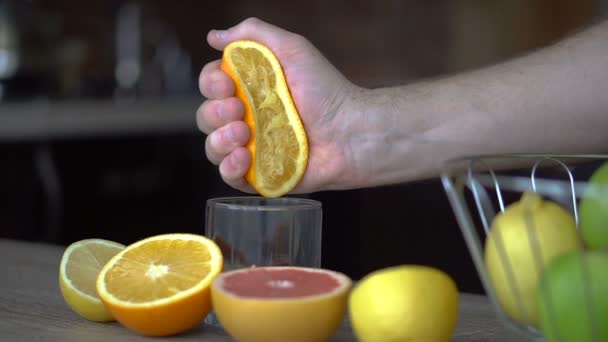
[195,104,206,129]
[243,17,261,28]
[198,74,206,95]
[198,61,220,96]
[241,17,265,32]
[199,77,212,98]
[211,128,226,149]
[196,102,212,132]
[290,33,308,45]
[205,136,222,165]
[225,101,246,124]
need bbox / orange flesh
[221,42,307,198]
[221,269,341,298]
[230,47,300,192]
[103,239,214,303]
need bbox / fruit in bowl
[537,250,608,342]
[484,191,583,327]
[211,266,351,342]
[579,162,608,250]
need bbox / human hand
[197,18,362,194]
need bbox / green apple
[537,250,608,342]
[579,162,608,249]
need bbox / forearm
[352,19,608,186]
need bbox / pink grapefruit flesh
[211,266,352,342]
[220,268,343,298]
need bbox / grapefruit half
[210,266,352,342]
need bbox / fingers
[202,17,289,195]
[205,120,250,165]
[196,97,244,135]
[199,60,234,99]
[199,101,253,195]
[218,147,254,193]
[207,17,292,52]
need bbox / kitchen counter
[0,238,525,341]
[0,97,202,141]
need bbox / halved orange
[221,40,309,198]
[59,238,125,322]
[211,266,352,342]
[96,233,223,336]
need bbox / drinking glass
[204,196,323,325]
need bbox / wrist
[336,85,431,189]
[339,80,479,188]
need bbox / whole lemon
[348,265,459,342]
[579,162,608,250]
[537,250,608,342]
[484,191,583,327]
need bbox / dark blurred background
[0,0,604,293]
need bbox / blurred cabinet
[448,0,597,72]
[53,134,212,245]
[0,144,42,241]
[34,0,454,91]
[0,133,239,247]
[220,0,452,87]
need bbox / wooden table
[0,238,522,341]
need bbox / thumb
[207,17,293,52]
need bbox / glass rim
[206,196,322,211]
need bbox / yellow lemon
[484,191,583,327]
[348,265,459,342]
[59,238,125,322]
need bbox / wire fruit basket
[441,154,608,342]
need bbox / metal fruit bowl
[440,154,608,341]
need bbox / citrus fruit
[211,266,351,342]
[59,238,125,322]
[579,161,608,250]
[348,265,459,342]
[537,250,608,342]
[221,40,309,198]
[96,233,223,336]
[484,191,583,327]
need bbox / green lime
[579,162,608,249]
[537,250,608,342]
